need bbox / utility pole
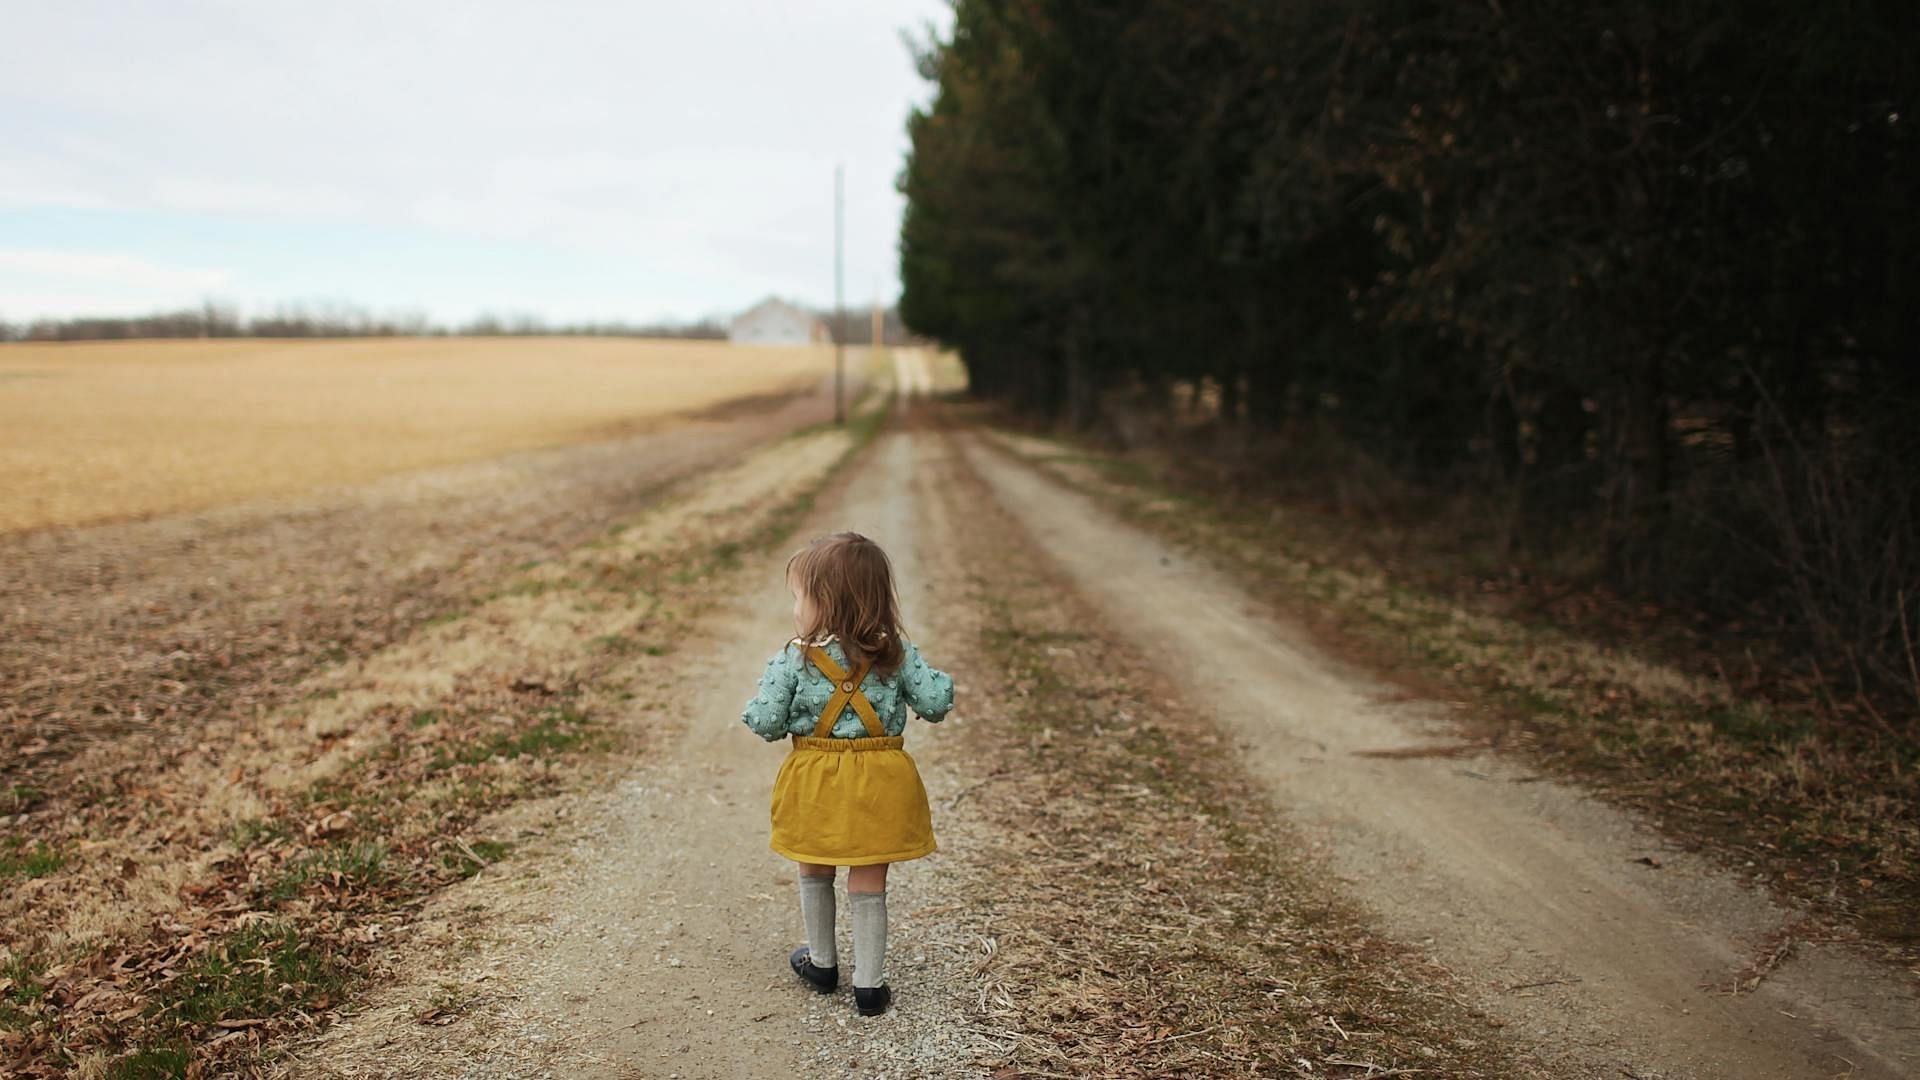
[833,164,845,425]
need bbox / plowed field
[0,337,831,532]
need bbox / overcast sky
[0,1,952,325]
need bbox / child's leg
[846,863,890,989]
[846,863,887,892]
[796,862,838,967]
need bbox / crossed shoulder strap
[805,644,884,738]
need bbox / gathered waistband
[792,735,905,752]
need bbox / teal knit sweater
[742,637,955,740]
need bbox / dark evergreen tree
[899,0,1919,698]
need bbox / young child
[740,532,955,1016]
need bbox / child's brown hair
[787,532,905,675]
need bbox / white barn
[728,297,828,346]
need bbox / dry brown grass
[0,337,831,532]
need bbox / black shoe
[789,947,837,993]
[853,984,891,1016]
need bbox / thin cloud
[0,1,952,321]
[0,249,231,290]
[0,250,233,318]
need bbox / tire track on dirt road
[956,430,1919,1080]
[291,419,992,1079]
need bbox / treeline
[0,303,728,343]
[0,303,914,345]
[899,1,1919,702]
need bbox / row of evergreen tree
[898,1,1918,699]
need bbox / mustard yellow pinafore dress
[768,645,936,866]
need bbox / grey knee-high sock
[799,876,837,968]
[849,890,888,989]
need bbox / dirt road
[16,354,1915,1077]
[281,366,1915,1079]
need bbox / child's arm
[741,645,801,741]
[899,641,955,722]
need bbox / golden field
[0,336,832,532]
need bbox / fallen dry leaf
[307,810,355,838]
